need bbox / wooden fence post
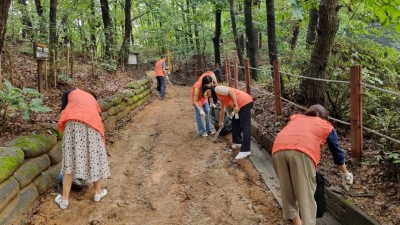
[273,61,282,115]
[350,65,363,161]
[244,59,251,95]
[234,58,238,89]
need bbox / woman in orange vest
[203,85,253,160]
[155,54,167,100]
[56,88,111,209]
[192,75,216,137]
[272,104,353,225]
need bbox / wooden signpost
[35,43,49,93]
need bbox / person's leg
[273,150,300,223]
[238,103,252,152]
[160,77,166,98]
[156,76,161,93]
[193,105,206,135]
[202,102,215,133]
[62,174,73,200]
[94,180,102,195]
[231,112,242,144]
[289,151,317,225]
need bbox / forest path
[27,71,282,225]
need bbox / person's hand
[199,110,206,117]
[211,103,216,108]
[233,105,239,114]
[341,172,353,185]
[218,122,224,128]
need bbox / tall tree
[19,0,32,39]
[212,6,222,66]
[90,0,97,50]
[0,0,11,55]
[49,0,58,80]
[300,0,340,105]
[244,0,258,80]
[191,2,202,69]
[120,0,132,64]
[100,0,114,59]
[266,0,278,66]
[306,7,319,45]
[229,0,244,68]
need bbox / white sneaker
[232,143,242,148]
[94,189,108,202]
[209,131,216,135]
[235,151,251,160]
[55,195,69,209]
[201,133,208,137]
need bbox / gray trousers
[273,150,317,225]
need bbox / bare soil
[14,71,282,225]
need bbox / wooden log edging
[0,78,154,225]
[250,119,380,225]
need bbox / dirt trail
[26,71,282,225]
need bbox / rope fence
[220,58,400,160]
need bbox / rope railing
[220,59,400,158]
[361,82,400,97]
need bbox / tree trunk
[229,0,244,68]
[290,20,301,51]
[100,0,114,59]
[266,0,278,65]
[0,0,11,55]
[90,0,96,50]
[244,0,258,80]
[306,8,319,46]
[19,0,32,39]
[300,0,339,106]
[212,8,221,66]
[34,0,46,34]
[191,4,202,70]
[121,0,132,65]
[49,0,58,82]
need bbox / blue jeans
[193,102,214,135]
[156,76,166,98]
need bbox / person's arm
[162,62,168,76]
[219,104,225,128]
[227,89,239,113]
[326,129,353,184]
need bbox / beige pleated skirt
[62,121,111,182]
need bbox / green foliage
[386,151,400,164]
[0,81,51,122]
[100,59,117,72]
[58,71,74,85]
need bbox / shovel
[166,75,173,87]
[212,125,224,143]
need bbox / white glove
[342,172,353,185]
[199,110,205,117]
[211,103,216,108]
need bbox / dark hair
[201,75,213,87]
[202,85,217,102]
[161,54,166,59]
[304,104,328,120]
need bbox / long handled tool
[212,125,224,143]
[166,74,173,87]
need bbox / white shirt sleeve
[215,86,229,96]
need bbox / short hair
[213,68,223,83]
[304,104,328,120]
[161,54,166,59]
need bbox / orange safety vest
[58,89,105,141]
[216,87,253,109]
[155,59,165,76]
[198,71,216,84]
[272,114,333,168]
[191,81,207,106]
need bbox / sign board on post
[36,44,49,60]
[36,43,49,93]
[128,52,140,66]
